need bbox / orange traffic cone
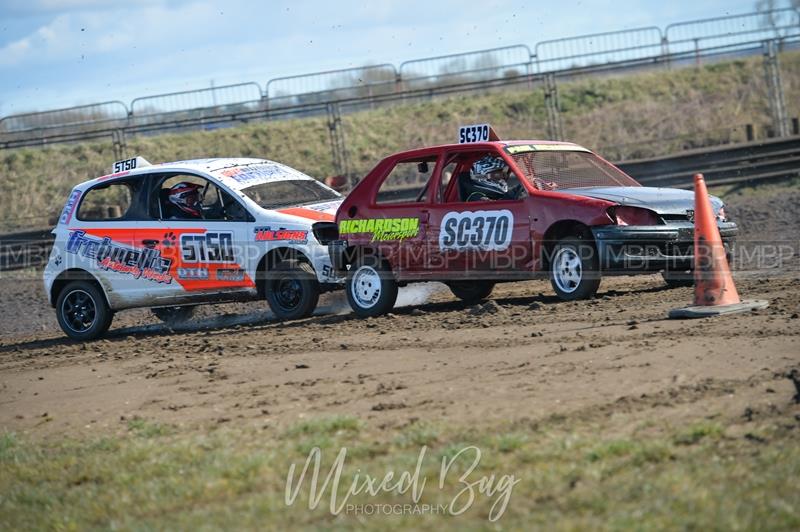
[669,174,768,318]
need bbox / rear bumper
[592,222,738,272]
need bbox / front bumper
[328,239,348,275]
[592,222,738,273]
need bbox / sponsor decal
[177,267,209,280]
[305,200,343,213]
[505,144,590,155]
[218,163,309,186]
[439,210,514,252]
[180,232,236,263]
[59,190,81,224]
[216,268,246,282]
[254,227,308,243]
[686,209,695,223]
[66,230,172,284]
[339,218,420,242]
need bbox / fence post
[112,129,127,160]
[660,36,671,69]
[326,103,351,181]
[763,39,789,138]
[543,73,564,141]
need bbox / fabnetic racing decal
[339,218,419,241]
[59,190,81,225]
[180,232,236,263]
[254,227,308,243]
[66,230,173,283]
[439,210,514,252]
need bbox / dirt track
[1,184,799,437]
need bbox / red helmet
[167,182,202,217]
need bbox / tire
[152,305,195,324]
[55,280,113,341]
[662,270,694,288]
[346,255,398,318]
[448,280,495,303]
[265,260,320,320]
[549,237,601,301]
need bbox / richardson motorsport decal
[439,210,514,252]
[66,230,172,283]
[339,217,419,242]
[254,227,308,243]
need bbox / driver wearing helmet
[462,155,516,202]
[165,182,203,219]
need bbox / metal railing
[399,45,533,89]
[0,101,129,133]
[665,8,800,55]
[266,64,398,108]
[534,27,664,72]
[130,82,263,118]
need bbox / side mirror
[418,162,429,174]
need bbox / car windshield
[241,179,340,209]
[511,150,640,190]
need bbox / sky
[0,0,765,116]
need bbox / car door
[135,173,256,306]
[425,149,533,280]
[363,154,442,280]
[66,176,157,309]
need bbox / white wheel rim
[553,247,582,294]
[351,265,381,309]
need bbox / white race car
[44,156,343,340]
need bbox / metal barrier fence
[266,64,397,108]
[130,82,263,117]
[2,8,800,138]
[0,101,129,133]
[534,27,664,73]
[665,8,800,55]
[399,45,533,90]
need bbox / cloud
[0,0,184,18]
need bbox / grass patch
[126,417,174,438]
[1,412,799,530]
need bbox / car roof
[385,140,590,158]
[79,158,314,190]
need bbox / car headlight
[312,222,339,244]
[607,206,660,226]
[716,206,727,222]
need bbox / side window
[444,152,528,203]
[151,175,249,221]
[375,158,436,204]
[76,181,135,221]
[438,161,458,203]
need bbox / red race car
[329,125,737,317]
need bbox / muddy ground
[1,183,798,438]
